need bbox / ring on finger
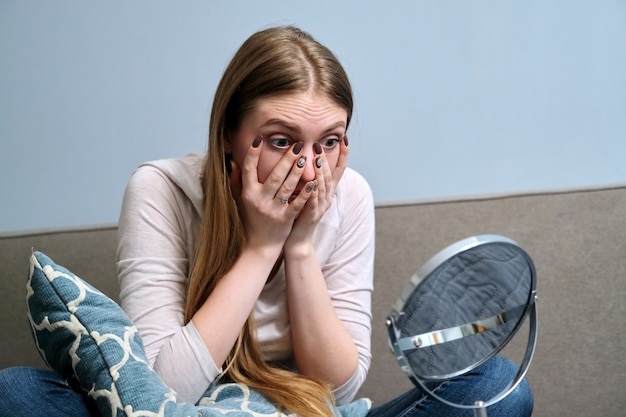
[275,194,289,204]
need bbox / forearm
[283,244,359,388]
[191,244,282,367]
[152,322,221,403]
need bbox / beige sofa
[2,185,625,416]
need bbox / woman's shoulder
[333,167,375,223]
[125,153,206,218]
[336,167,374,204]
[134,153,205,183]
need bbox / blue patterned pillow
[27,251,199,416]
[199,382,370,417]
[26,251,370,417]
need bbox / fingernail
[252,135,263,148]
[343,135,349,146]
[315,156,323,168]
[297,156,306,168]
[292,141,304,154]
[306,180,317,193]
[313,142,322,155]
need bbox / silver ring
[275,195,289,204]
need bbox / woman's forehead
[251,92,347,127]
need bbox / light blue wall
[2,1,625,233]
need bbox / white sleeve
[116,164,221,404]
[324,171,375,404]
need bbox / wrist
[242,241,284,263]
[283,240,315,261]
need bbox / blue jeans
[0,356,531,417]
[367,356,533,417]
[0,366,99,417]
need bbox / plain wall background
[2,1,625,234]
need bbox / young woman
[116,25,372,416]
[0,25,533,417]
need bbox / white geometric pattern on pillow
[199,382,370,417]
[26,251,370,417]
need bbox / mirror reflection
[388,236,536,382]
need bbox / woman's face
[226,91,348,198]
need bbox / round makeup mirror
[386,235,538,416]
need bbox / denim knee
[484,357,534,417]
[503,376,534,417]
[0,366,98,417]
[0,367,40,414]
[367,356,533,417]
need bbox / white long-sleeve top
[116,153,375,405]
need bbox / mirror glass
[388,235,536,382]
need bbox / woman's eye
[321,137,340,150]
[269,137,291,149]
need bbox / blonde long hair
[184,26,353,416]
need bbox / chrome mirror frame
[386,235,538,416]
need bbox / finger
[265,141,304,199]
[289,180,317,212]
[314,153,327,200]
[332,135,349,184]
[241,135,263,192]
[321,156,333,205]
[274,153,309,205]
[312,144,335,205]
[304,182,319,212]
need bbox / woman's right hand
[192,136,317,367]
[229,136,316,255]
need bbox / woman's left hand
[284,136,349,254]
[282,136,360,387]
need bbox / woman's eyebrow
[261,119,300,133]
[260,119,346,135]
[321,121,347,135]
